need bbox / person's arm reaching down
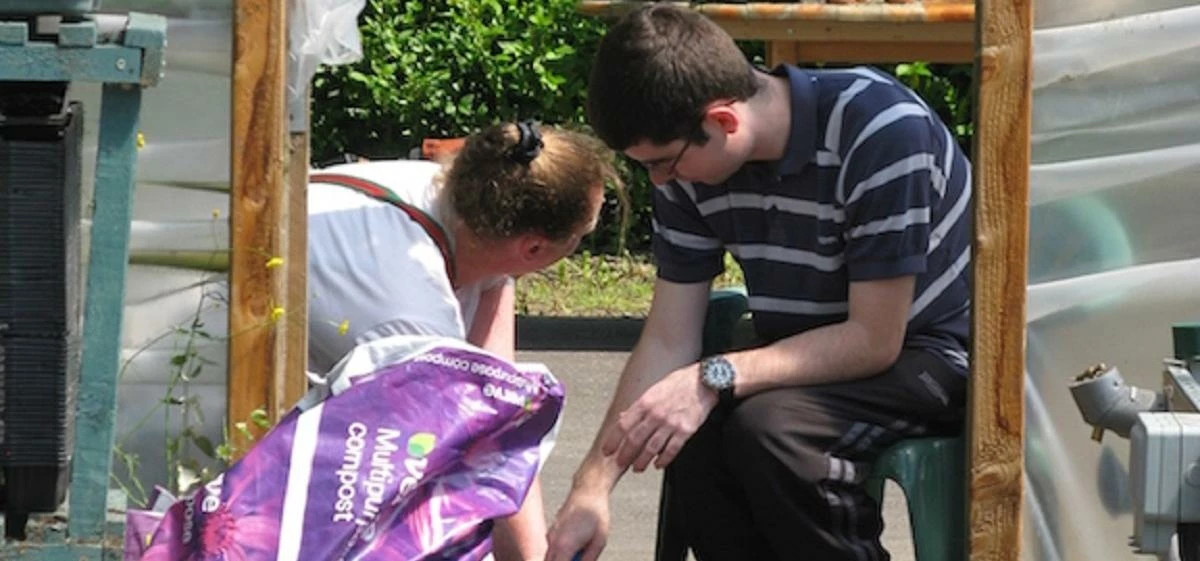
[465,280,547,561]
[545,279,712,561]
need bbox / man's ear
[709,104,739,135]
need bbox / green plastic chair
[655,287,967,561]
[864,436,967,561]
[700,286,751,358]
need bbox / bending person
[306,122,617,561]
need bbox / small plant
[112,278,280,505]
[112,278,235,505]
[114,215,281,504]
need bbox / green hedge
[310,2,973,254]
[311,0,602,159]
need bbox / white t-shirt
[306,160,507,374]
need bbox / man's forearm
[573,331,702,491]
[725,320,893,397]
[725,276,914,396]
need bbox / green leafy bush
[892,62,975,153]
[311,0,603,160]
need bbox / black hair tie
[509,120,543,165]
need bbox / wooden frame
[228,0,307,456]
[224,0,1032,557]
[579,1,976,63]
[967,0,1031,558]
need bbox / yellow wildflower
[270,307,285,323]
[136,131,145,149]
[338,320,350,336]
[265,256,284,269]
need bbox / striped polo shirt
[653,64,972,375]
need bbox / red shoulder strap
[310,172,457,284]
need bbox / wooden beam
[719,18,973,44]
[229,0,291,456]
[284,130,310,410]
[765,39,974,64]
[578,1,975,44]
[767,40,799,68]
[967,0,1031,558]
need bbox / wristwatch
[699,355,737,403]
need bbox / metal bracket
[1165,360,1200,413]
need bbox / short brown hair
[445,123,619,242]
[588,4,760,150]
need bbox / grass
[515,251,745,317]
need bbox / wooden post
[229,0,297,456]
[284,128,309,406]
[69,83,143,541]
[766,41,799,67]
[967,0,1031,558]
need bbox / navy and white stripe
[652,64,972,375]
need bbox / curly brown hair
[444,123,620,242]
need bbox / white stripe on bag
[277,403,325,561]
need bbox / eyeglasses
[661,120,702,177]
[627,120,700,179]
[630,100,735,178]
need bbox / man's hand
[545,487,610,561]
[601,363,718,472]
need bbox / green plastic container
[0,1,98,15]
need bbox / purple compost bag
[127,338,564,561]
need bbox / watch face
[703,357,735,390]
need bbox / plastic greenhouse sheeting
[1024,2,1200,560]
[65,1,235,493]
[67,0,361,493]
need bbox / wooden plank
[228,0,289,456]
[766,40,799,67]
[968,0,1032,558]
[578,2,976,65]
[700,2,975,22]
[765,38,974,64]
[4,492,127,558]
[578,1,975,23]
[577,1,975,44]
[2,543,113,560]
[717,18,973,43]
[0,43,144,82]
[283,130,310,412]
[69,83,141,541]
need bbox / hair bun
[508,120,543,165]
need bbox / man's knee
[719,390,828,465]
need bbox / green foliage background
[310,0,974,254]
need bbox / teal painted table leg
[68,83,142,541]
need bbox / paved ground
[516,317,915,561]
